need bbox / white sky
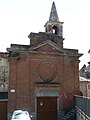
[0,0,90,69]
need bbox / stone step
[61,108,76,120]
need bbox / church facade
[7,2,82,120]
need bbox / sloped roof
[80,76,90,82]
[80,63,90,79]
[86,64,90,72]
[80,76,88,81]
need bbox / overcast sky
[0,0,90,68]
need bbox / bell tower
[44,2,63,36]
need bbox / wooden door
[0,101,7,120]
[37,97,57,120]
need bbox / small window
[88,85,90,89]
[0,92,8,99]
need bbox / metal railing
[74,95,90,118]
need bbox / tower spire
[49,1,59,22]
[44,2,63,36]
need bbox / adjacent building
[0,52,9,120]
[79,62,90,97]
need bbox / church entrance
[37,97,57,120]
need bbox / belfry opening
[52,25,58,35]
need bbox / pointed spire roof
[49,2,59,22]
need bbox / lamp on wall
[10,89,15,93]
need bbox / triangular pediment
[29,40,63,53]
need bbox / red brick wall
[8,52,80,113]
[63,56,80,109]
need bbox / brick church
[7,2,82,120]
